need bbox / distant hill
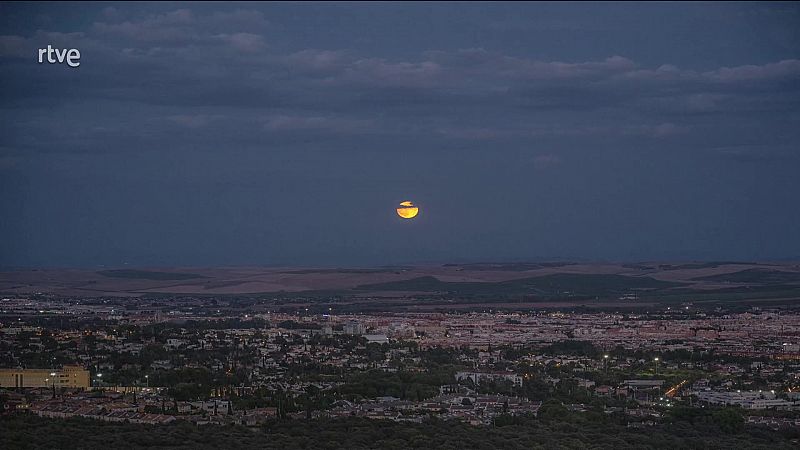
[692,268,800,284]
[97,270,206,281]
[1,262,798,299]
[357,273,683,297]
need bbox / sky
[1,2,799,268]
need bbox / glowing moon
[396,200,419,219]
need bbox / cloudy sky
[1,2,799,267]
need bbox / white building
[455,371,523,387]
[696,390,798,410]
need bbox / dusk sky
[1,2,799,267]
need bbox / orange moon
[396,201,419,219]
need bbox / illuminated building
[0,365,90,389]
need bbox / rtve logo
[38,45,81,68]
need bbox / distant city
[1,262,800,447]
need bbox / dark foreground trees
[1,412,797,450]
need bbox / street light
[49,372,56,398]
[603,355,609,375]
[654,357,660,375]
[145,374,149,388]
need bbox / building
[696,390,798,410]
[364,334,389,344]
[456,371,523,387]
[0,365,90,389]
[189,399,232,415]
[622,380,665,389]
[620,379,665,403]
[343,321,365,335]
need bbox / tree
[713,408,744,434]
[537,400,569,423]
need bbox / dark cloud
[1,3,799,267]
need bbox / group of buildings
[0,365,89,389]
[2,295,800,429]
